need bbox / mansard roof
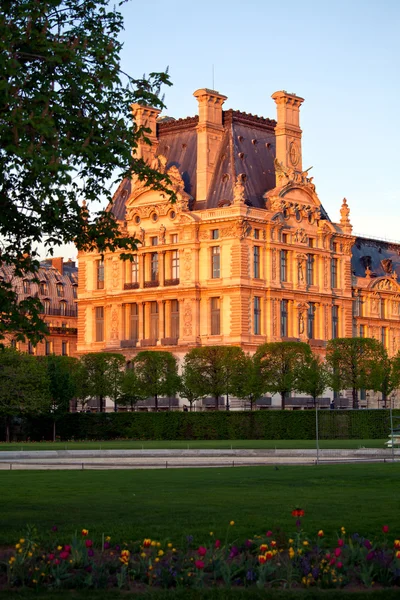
[352,236,400,279]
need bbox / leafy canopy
[0,0,172,341]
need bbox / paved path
[0,448,398,470]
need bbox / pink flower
[59,551,69,560]
[338,539,344,547]
[214,540,221,549]
[85,540,93,548]
[266,530,273,537]
[195,560,204,569]
[48,553,55,560]
[382,525,389,534]
[64,545,71,553]
[54,559,60,565]
[197,546,207,556]
[334,548,341,557]
[337,561,343,569]
[329,558,336,565]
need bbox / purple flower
[115,545,120,551]
[51,526,58,532]
[364,539,372,550]
[246,569,256,581]
[366,551,375,561]
[87,548,94,557]
[312,566,320,579]
[103,542,110,550]
[186,535,193,544]
[245,539,253,548]
[229,545,239,559]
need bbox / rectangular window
[171,250,180,279]
[381,299,385,319]
[62,341,68,356]
[96,260,104,290]
[151,252,159,282]
[56,283,64,297]
[171,234,178,244]
[150,301,159,340]
[359,324,365,338]
[332,242,338,252]
[211,246,220,278]
[130,303,138,340]
[72,286,77,299]
[280,250,288,282]
[307,302,315,339]
[281,300,288,337]
[212,229,219,240]
[254,229,260,240]
[151,236,158,246]
[211,297,220,335]
[332,305,339,339]
[11,339,17,349]
[171,299,179,340]
[95,306,104,341]
[131,256,139,283]
[40,282,48,295]
[308,238,315,248]
[254,297,261,335]
[253,246,260,278]
[60,302,66,316]
[381,327,387,347]
[27,341,34,355]
[307,254,314,285]
[23,280,30,294]
[331,258,338,288]
[45,340,51,355]
[282,233,288,243]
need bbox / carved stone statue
[139,227,145,246]
[233,174,246,205]
[299,313,305,335]
[340,198,353,234]
[159,224,166,244]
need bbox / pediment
[369,277,400,292]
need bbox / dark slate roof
[352,237,400,277]
[158,117,198,199]
[109,178,131,222]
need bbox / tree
[0,0,172,342]
[78,352,125,412]
[119,367,146,412]
[133,351,179,411]
[178,366,205,412]
[296,355,331,407]
[40,354,79,440]
[254,342,312,409]
[0,347,50,441]
[235,353,265,411]
[182,346,246,410]
[326,337,387,410]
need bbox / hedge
[0,409,395,442]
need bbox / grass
[0,438,388,451]
[0,463,399,546]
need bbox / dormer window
[43,299,51,315]
[72,285,77,299]
[23,280,30,294]
[40,281,48,295]
[56,283,64,297]
[60,301,67,316]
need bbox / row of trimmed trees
[1,337,399,440]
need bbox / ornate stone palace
[77,88,400,375]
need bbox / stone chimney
[193,88,227,201]
[271,91,304,173]
[51,257,64,275]
[131,104,161,165]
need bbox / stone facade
[77,88,400,407]
[1,258,78,356]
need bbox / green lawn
[0,438,388,451]
[0,463,399,547]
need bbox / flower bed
[2,513,400,591]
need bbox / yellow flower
[230,521,235,526]
[210,531,214,536]
[151,541,156,547]
[288,547,295,559]
[155,557,160,563]
[18,549,22,554]
[8,557,15,565]
[158,550,164,557]
[140,552,146,558]
[57,546,62,551]
[303,541,309,546]
[167,543,172,548]
[15,544,20,550]
[148,566,153,571]
[340,527,346,534]
[105,536,111,542]
[28,552,33,557]
[156,542,161,547]
[81,529,89,536]
[32,579,37,584]
[19,539,25,544]
[41,572,45,577]
[172,548,176,552]
[288,538,294,544]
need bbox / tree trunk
[99,395,104,412]
[53,419,56,443]
[352,387,359,410]
[281,391,286,410]
[214,395,219,410]
[5,417,10,443]
[382,391,387,409]
[155,394,158,411]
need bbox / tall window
[281,300,288,337]
[27,341,34,355]
[280,250,288,282]
[43,299,50,314]
[307,303,315,339]
[254,297,261,335]
[95,306,104,341]
[130,303,138,340]
[331,258,338,288]
[96,260,104,290]
[62,341,68,356]
[23,280,30,294]
[381,327,387,347]
[131,256,139,283]
[171,234,178,244]
[381,299,386,319]
[151,236,158,246]
[150,301,159,340]
[307,254,314,285]
[171,300,179,340]
[60,301,67,316]
[254,229,260,240]
[40,281,48,295]
[210,297,220,335]
[171,250,179,279]
[72,285,78,298]
[332,305,339,339]
[212,229,219,240]
[45,340,51,356]
[151,252,159,282]
[211,246,220,278]
[359,324,365,337]
[253,246,260,278]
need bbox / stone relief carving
[233,173,246,206]
[294,228,308,244]
[183,250,191,281]
[271,249,277,280]
[112,260,119,289]
[183,299,192,336]
[274,158,315,191]
[375,278,397,291]
[110,307,119,341]
[139,227,145,246]
[272,299,277,336]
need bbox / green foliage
[254,342,312,409]
[235,353,264,409]
[119,367,146,410]
[183,346,246,409]
[78,352,125,412]
[326,338,388,409]
[133,351,179,410]
[0,0,172,341]
[0,347,50,440]
[16,409,393,442]
[296,355,331,403]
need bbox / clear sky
[50,0,400,260]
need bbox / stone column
[158,300,165,344]
[160,251,165,286]
[139,255,145,288]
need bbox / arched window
[60,301,67,316]
[43,299,51,315]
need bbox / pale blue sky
[51,0,400,260]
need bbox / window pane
[212,247,220,278]
[254,297,261,334]
[97,260,104,290]
[95,306,104,341]
[171,299,179,339]
[211,298,220,335]
[254,247,260,278]
[281,300,288,337]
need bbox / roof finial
[340,197,352,234]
